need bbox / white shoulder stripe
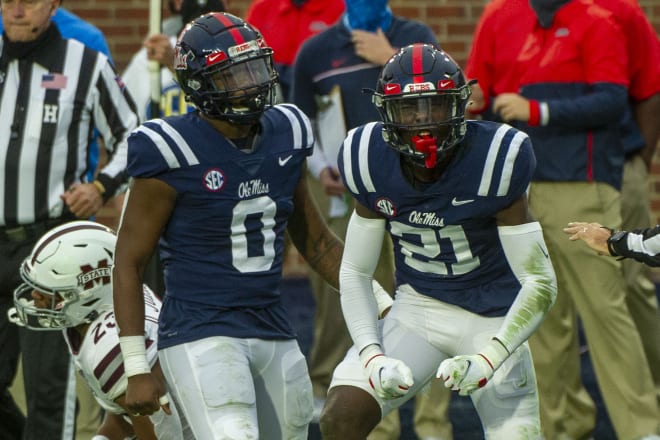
[274,104,310,149]
[478,124,511,197]
[135,125,181,169]
[358,123,377,192]
[150,119,200,165]
[497,130,527,196]
[343,129,358,194]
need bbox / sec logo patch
[203,168,226,192]
[375,197,396,217]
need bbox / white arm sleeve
[340,211,387,352]
[495,222,557,353]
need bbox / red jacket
[246,0,344,66]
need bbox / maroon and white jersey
[64,285,160,414]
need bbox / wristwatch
[607,230,627,256]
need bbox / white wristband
[371,280,393,318]
[91,436,110,440]
[480,338,510,372]
[118,335,151,377]
[358,343,384,368]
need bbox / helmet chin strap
[411,134,438,168]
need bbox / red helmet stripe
[213,12,245,44]
[412,44,424,83]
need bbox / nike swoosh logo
[207,52,225,64]
[537,243,549,259]
[439,80,452,88]
[278,155,293,166]
[451,197,474,206]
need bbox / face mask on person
[345,0,392,32]
[529,0,571,28]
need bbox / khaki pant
[528,181,659,440]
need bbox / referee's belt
[0,218,70,243]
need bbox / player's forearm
[495,222,557,353]
[288,175,343,288]
[338,211,386,350]
[112,265,146,337]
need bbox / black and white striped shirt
[0,25,139,227]
[610,226,660,267]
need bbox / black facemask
[529,0,571,28]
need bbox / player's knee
[320,386,381,439]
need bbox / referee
[0,0,139,439]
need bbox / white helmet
[9,221,116,330]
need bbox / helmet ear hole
[375,43,470,168]
[174,12,278,123]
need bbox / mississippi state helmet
[9,221,116,330]
[174,12,278,123]
[373,44,473,168]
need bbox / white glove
[436,338,509,396]
[360,344,414,400]
[372,280,393,318]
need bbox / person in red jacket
[466,0,660,438]
[246,0,344,100]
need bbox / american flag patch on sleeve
[41,73,68,89]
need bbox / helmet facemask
[377,89,470,168]
[188,50,277,123]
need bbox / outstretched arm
[565,221,660,267]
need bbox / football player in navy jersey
[319,43,558,439]
[111,12,391,440]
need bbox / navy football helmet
[174,12,278,123]
[373,44,473,168]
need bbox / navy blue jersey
[126,104,313,346]
[338,120,535,316]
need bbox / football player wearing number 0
[112,12,355,440]
[7,221,190,440]
[320,44,558,439]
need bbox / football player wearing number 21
[320,43,558,439]
[111,12,390,440]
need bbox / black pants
[0,235,75,440]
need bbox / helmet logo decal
[229,40,260,58]
[174,46,191,71]
[384,83,401,95]
[204,168,226,192]
[205,51,227,66]
[404,82,434,93]
[438,79,455,89]
[375,197,397,217]
[78,260,111,290]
